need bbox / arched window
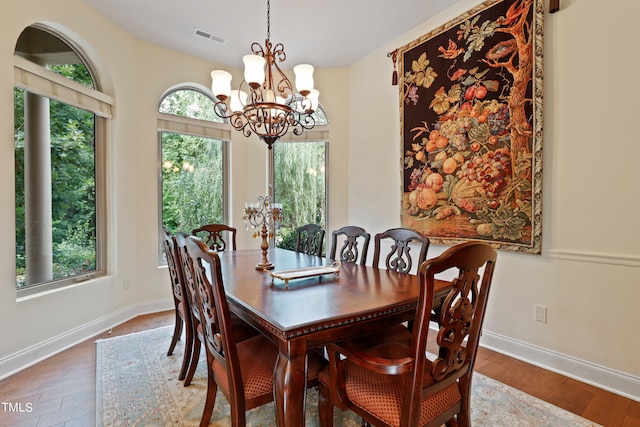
[272,106,329,252]
[14,24,111,296]
[158,86,229,240]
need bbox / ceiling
[83,0,454,69]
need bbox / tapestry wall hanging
[398,0,543,254]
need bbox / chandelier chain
[266,0,271,41]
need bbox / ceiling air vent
[193,28,227,44]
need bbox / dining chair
[192,223,237,252]
[295,223,325,257]
[160,228,193,381]
[184,235,327,427]
[373,227,430,274]
[175,232,258,387]
[318,241,498,427]
[343,227,431,351]
[328,225,371,265]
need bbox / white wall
[0,0,638,403]
[347,0,640,400]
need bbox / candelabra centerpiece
[243,195,283,270]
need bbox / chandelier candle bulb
[230,90,247,112]
[307,89,319,113]
[266,89,275,103]
[293,64,314,96]
[243,54,266,88]
[210,70,232,100]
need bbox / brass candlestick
[243,195,283,270]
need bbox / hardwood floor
[0,310,638,426]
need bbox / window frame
[14,26,110,298]
[269,106,330,250]
[157,86,231,264]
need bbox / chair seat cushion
[213,335,326,401]
[213,335,278,400]
[319,341,461,426]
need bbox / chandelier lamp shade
[210,0,319,149]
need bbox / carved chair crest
[300,230,323,255]
[201,230,229,252]
[338,237,362,263]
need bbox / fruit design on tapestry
[403,0,534,242]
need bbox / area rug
[96,326,601,426]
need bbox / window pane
[15,26,95,89]
[14,88,25,286]
[51,99,96,281]
[161,132,224,233]
[159,89,224,123]
[15,88,97,288]
[273,141,327,251]
[48,63,94,89]
[310,107,328,126]
[14,25,106,295]
[291,98,328,126]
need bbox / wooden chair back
[192,223,237,252]
[184,237,251,404]
[161,228,185,308]
[372,227,430,273]
[161,228,193,376]
[295,223,325,257]
[319,241,497,427]
[175,232,202,327]
[410,241,496,425]
[328,226,371,265]
[173,231,203,385]
[184,236,300,425]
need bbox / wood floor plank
[583,388,632,426]
[536,375,597,416]
[0,310,637,426]
[628,399,640,421]
[487,356,541,390]
[621,415,640,427]
[515,366,569,403]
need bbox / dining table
[216,247,451,427]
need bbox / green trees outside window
[159,88,226,235]
[14,64,97,288]
[273,141,327,251]
[161,133,224,233]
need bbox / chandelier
[210,0,319,149]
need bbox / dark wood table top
[217,248,449,343]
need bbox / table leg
[273,338,308,427]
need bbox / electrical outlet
[123,277,130,290]
[534,305,547,323]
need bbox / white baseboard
[480,329,640,402]
[0,298,173,381]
